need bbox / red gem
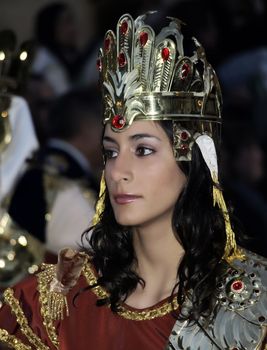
[161,47,170,61]
[118,52,126,67]
[120,20,128,34]
[96,58,102,72]
[112,115,126,129]
[180,143,189,151]
[181,63,191,80]
[104,37,111,52]
[139,31,148,47]
[231,280,244,292]
[180,131,189,141]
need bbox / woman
[0,12,266,350]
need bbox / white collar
[47,138,91,174]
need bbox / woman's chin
[114,212,141,227]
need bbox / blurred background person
[31,2,92,96]
[7,87,102,260]
[0,96,39,208]
[0,29,39,207]
[0,94,43,291]
[23,73,55,147]
[0,31,44,291]
[222,121,267,257]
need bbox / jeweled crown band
[103,92,221,131]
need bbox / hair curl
[82,121,237,320]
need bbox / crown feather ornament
[98,12,222,135]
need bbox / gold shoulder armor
[168,249,267,349]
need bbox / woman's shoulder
[232,247,267,273]
[168,248,267,349]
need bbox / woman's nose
[108,152,133,183]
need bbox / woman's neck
[126,218,184,308]
[133,224,183,271]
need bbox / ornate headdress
[93,12,244,263]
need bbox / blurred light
[1,111,8,118]
[10,238,17,246]
[18,235,27,246]
[28,265,38,274]
[0,227,4,235]
[0,51,5,61]
[7,251,15,261]
[19,51,28,61]
[4,134,11,143]
[45,213,51,221]
[0,213,9,227]
[0,259,6,268]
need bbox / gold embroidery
[3,288,50,350]
[117,298,179,321]
[0,328,32,350]
[82,262,179,321]
[37,264,60,348]
[82,263,109,299]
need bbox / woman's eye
[136,146,154,156]
[103,149,118,159]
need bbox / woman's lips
[114,194,141,204]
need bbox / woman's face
[103,121,187,228]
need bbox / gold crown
[97,12,222,133]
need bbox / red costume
[0,257,178,350]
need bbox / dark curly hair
[82,120,236,321]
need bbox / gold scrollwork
[3,288,50,350]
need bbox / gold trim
[82,263,109,300]
[117,298,179,321]
[3,288,49,350]
[0,328,32,350]
[92,172,106,225]
[0,93,12,153]
[262,329,267,350]
[82,262,179,321]
[37,264,60,348]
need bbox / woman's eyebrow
[102,136,117,144]
[130,133,161,141]
[103,134,161,144]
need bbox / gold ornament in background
[0,29,34,153]
[0,94,11,153]
[0,212,45,289]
